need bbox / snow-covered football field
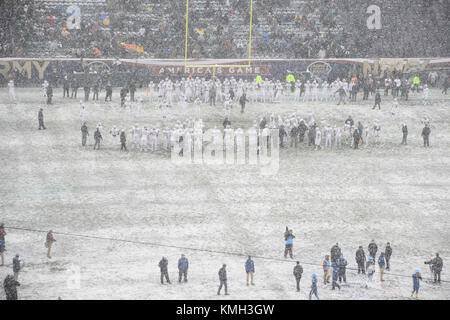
[0,87,449,300]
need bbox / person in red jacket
[0,224,6,266]
[45,230,56,258]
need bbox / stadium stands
[1,0,449,59]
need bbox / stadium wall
[1,58,449,86]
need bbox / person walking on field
[331,261,341,290]
[293,261,303,292]
[368,240,378,261]
[323,254,331,284]
[425,253,443,284]
[372,90,381,109]
[45,230,56,258]
[120,129,127,151]
[3,275,20,300]
[13,254,21,281]
[284,227,295,259]
[93,128,103,150]
[38,108,46,130]
[411,270,422,298]
[245,256,255,286]
[81,122,89,146]
[422,124,431,147]
[239,93,249,113]
[356,246,366,274]
[178,254,189,283]
[217,264,228,295]
[309,274,319,300]
[385,242,393,271]
[159,257,171,284]
[378,252,386,281]
[401,122,408,145]
[337,254,347,283]
[0,223,6,266]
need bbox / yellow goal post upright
[184,0,254,78]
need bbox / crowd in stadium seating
[1,0,448,59]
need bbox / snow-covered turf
[0,87,449,300]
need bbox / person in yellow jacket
[413,75,420,92]
[286,73,295,93]
[256,75,262,89]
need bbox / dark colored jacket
[210,86,216,97]
[356,248,366,263]
[337,257,347,273]
[402,125,408,134]
[3,276,20,300]
[120,132,126,143]
[223,119,231,128]
[427,257,443,272]
[120,88,129,99]
[218,267,227,281]
[385,246,392,259]
[293,264,303,278]
[375,93,381,102]
[38,110,43,121]
[368,242,378,255]
[353,129,361,141]
[13,257,20,273]
[259,118,266,130]
[330,245,341,261]
[159,258,168,272]
[345,118,354,126]
[239,94,248,105]
[94,130,102,141]
[81,125,89,136]
[308,126,316,140]
[290,126,299,137]
[298,122,307,135]
[178,257,189,271]
[422,126,431,137]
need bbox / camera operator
[425,253,443,284]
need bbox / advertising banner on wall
[1,58,448,86]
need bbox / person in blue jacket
[336,254,347,283]
[411,269,422,298]
[245,256,255,285]
[178,254,189,283]
[331,261,341,290]
[309,273,319,300]
[366,256,375,282]
[378,252,386,282]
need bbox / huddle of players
[254,113,383,150]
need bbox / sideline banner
[1,58,448,86]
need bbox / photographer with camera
[425,253,443,284]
